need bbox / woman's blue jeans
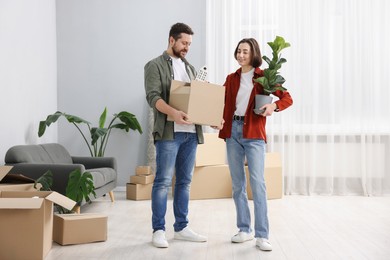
[152,132,198,232]
[226,120,269,239]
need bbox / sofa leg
[108,191,115,202]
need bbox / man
[144,22,206,248]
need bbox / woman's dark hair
[234,38,262,67]
[169,23,194,41]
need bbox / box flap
[55,213,107,220]
[1,173,35,184]
[0,198,44,209]
[170,80,190,92]
[46,192,76,211]
[0,166,13,182]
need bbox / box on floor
[246,153,283,200]
[0,165,39,192]
[126,183,152,200]
[53,213,107,245]
[0,191,76,260]
[130,174,155,185]
[195,133,226,167]
[135,166,152,175]
[173,164,232,200]
[167,80,225,126]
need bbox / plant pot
[253,94,273,115]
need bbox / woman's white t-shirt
[235,68,254,116]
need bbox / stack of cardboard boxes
[126,166,155,200]
[173,133,284,200]
[185,133,232,199]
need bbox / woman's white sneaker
[231,232,254,243]
[256,238,272,251]
[152,230,169,248]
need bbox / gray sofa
[4,143,117,202]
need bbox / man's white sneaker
[152,230,169,248]
[174,227,207,242]
[231,232,254,243]
[256,238,272,251]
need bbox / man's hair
[234,38,262,68]
[169,23,194,40]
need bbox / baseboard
[114,186,126,192]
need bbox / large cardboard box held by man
[53,213,108,245]
[0,165,39,192]
[167,80,225,126]
[0,191,76,260]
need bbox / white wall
[0,0,58,164]
[56,0,206,187]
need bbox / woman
[219,38,293,251]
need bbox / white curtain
[206,0,390,196]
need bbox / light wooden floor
[46,192,390,260]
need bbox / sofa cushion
[5,143,73,164]
[88,168,117,189]
[40,143,73,164]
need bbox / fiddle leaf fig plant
[255,36,290,94]
[38,107,143,157]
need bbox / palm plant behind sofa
[38,107,143,157]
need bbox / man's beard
[172,45,187,59]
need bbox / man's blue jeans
[226,120,269,239]
[152,132,198,232]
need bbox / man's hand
[172,110,192,124]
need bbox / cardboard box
[167,80,225,126]
[130,174,155,184]
[0,191,76,260]
[53,213,108,245]
[126,183,152,200]
[0,165,39,192]
[246,153,283,200]
[195,133,226,166]
[136,166,152,175]
[173,165,232,200]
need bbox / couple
[144,22,293,251]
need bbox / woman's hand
[260,103,278,117]
[211,119,225,130]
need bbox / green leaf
[262,56,271,65]
[274,75,286,85]
[35,170,53,191]
[65,169,96,204]
[90,127,108,145]
[64,114,90,124]
[115,111,143,134]
[99,107,107,128]
[38,111,63,137]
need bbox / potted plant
[36,169,95,213]
[38,107,143,157]
[254,36,290,114]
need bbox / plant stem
[72,122,94,156]
[98,116,118,157]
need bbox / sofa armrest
[71,156,117,170]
